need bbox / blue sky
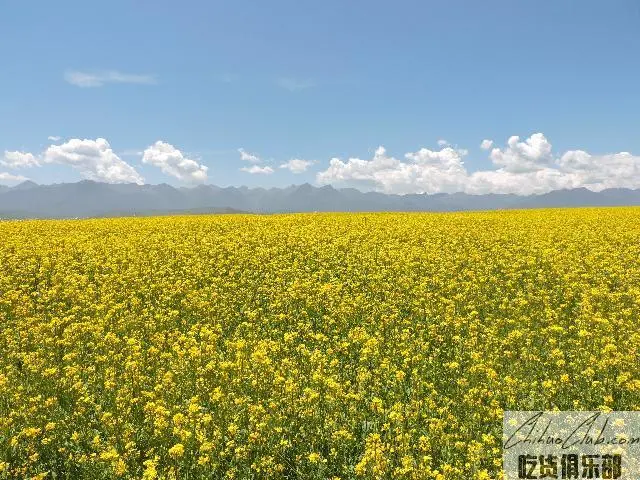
[1,0,640,194]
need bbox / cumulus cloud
[238,148,261,163]
[1,151,40,169]
[0,172,28,183]
[316,133,640,195]
[142,141,208,183]
[317,145,468,194]
[44,138,144,184]
[437,139,449,147]
[465,168,574,195]
[555,150,640,190]
[65,70,156,87]
[489,133,553,173]
[480,139,493,150]
[241,165,274,174]
[48,136,61,142]
[279,159,314,173]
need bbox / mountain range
[2,180,640,218]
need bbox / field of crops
[1,209,639,479]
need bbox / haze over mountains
[1,180,640,218]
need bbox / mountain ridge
[1,180,640,218]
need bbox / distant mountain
[11,180,39,191]
[1,180,640,218]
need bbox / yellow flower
[168,443,185,458]
[99,447,119,462]
[142,458,158,479]
[308,452,321,464]
[115,459,127,476]
[2,209,640,476]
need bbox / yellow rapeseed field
[1,209,639,479]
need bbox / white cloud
[1,151,40,169]
[64,70,156,87]
[0,172,28,183]
[317,145,468,194]
[437,139,449,147]
[480,139,493,150]
[142,141,208,183]
[241,165,274,174]
[465,168,575,195]
[238,148,261,163]
[316,133,640,195]
[119,149,143,157]
[489,133,553,173]
[44,138,144,184]
[48,136,61,142]
[555,150,640,191]
[279,159,314,173]
[276,77,315,92]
